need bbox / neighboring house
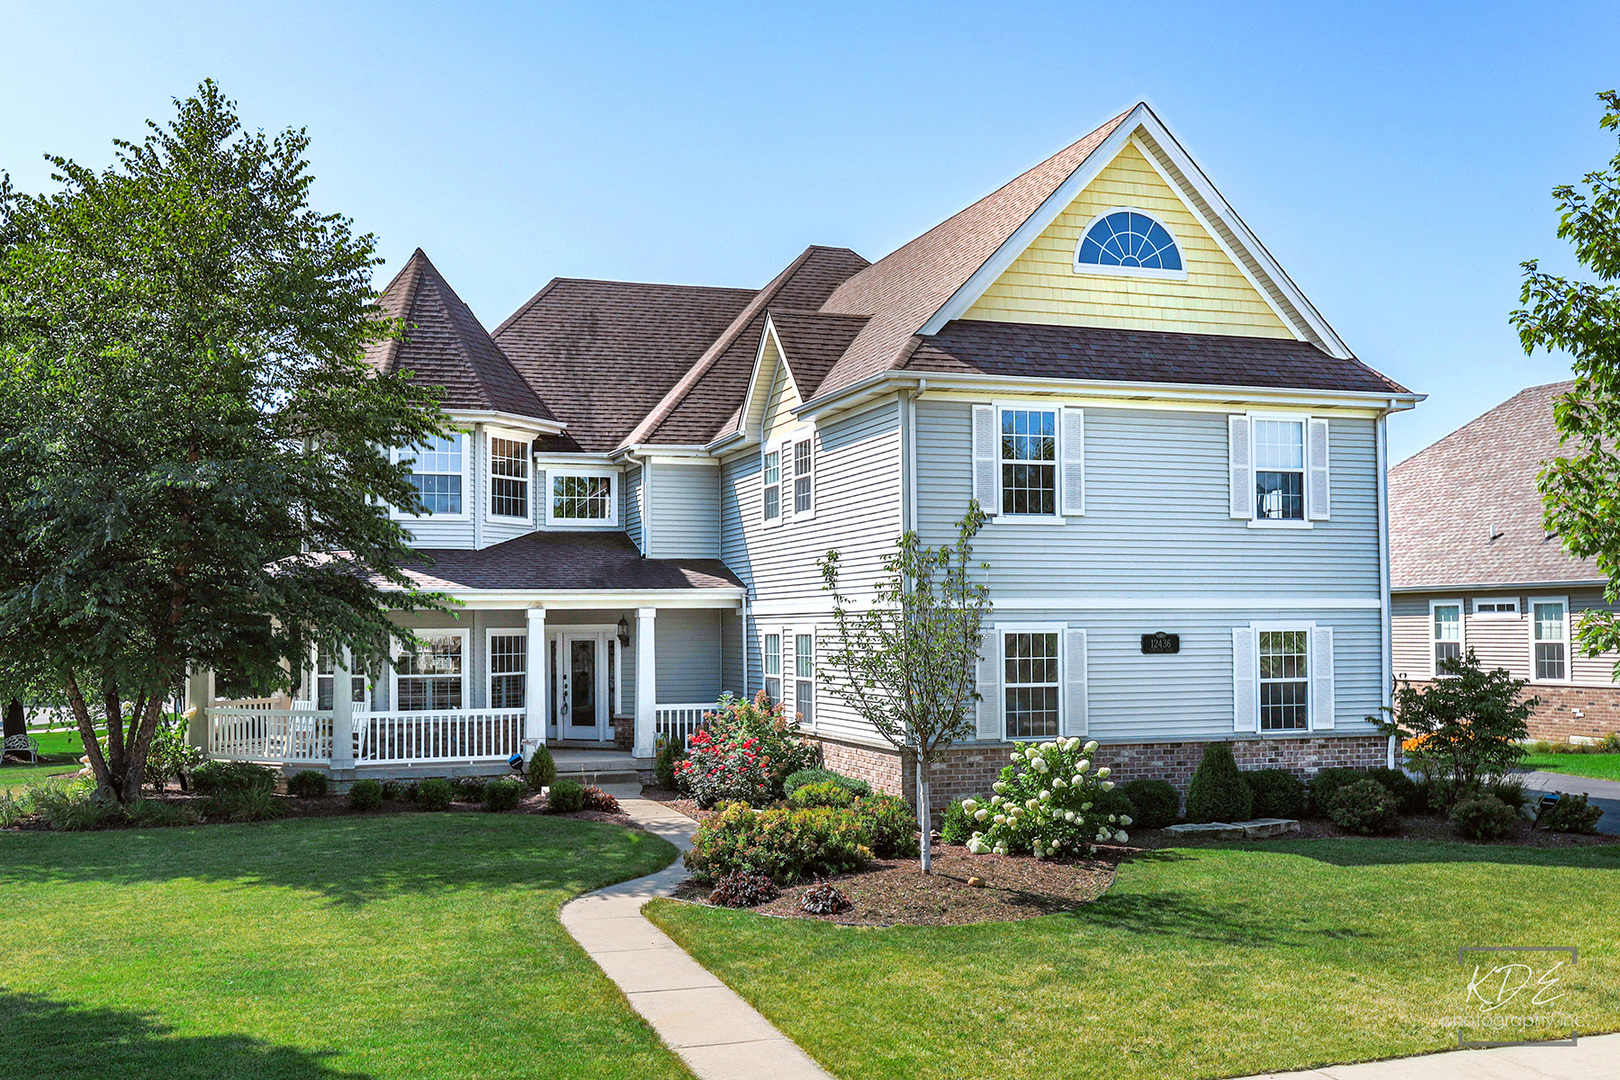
[192,101,1419,804]
[1390,381,1620,742]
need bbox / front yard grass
[1522,751,1620,782]
[648,839,1620,1080]
[0,813,691,1080]
[2,729,96,793]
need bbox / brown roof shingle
[396,531,743,591]
[366,250,556,421]
[1389,381,1600,590]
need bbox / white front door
[555,632,608,741]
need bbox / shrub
[380,779,405,800]
[961,737,1129,858]
[547,778,585,813]
[580,786,620,813]
[1307,768,1368,817]
[348,779,384,811]
[1386,650,1534,807]
[675,692,819,806]
[789,780,855,809]
[525,746,557,793]
[801,882,851,915]
[856,793,919,858]
[1120,779,1180,829]
[286,770,329,798]
[684,802,871,884]
[939,798,981,845]
[452,776,487,803]
[1540,792,1603,833]
[482,778,524,812]
[1185,744,1254,823]
[783,768,872,799]
[708,870,781,908]
[123,799,201,828]
[191,760,278,795]
[1242,769,1305,819]
[1365,767,1424,815]
[1450,795,1520,841]
[1486,777,1528,812]
[1327,778,1400,835]
[142,712,204,791]
[416,778,453,812]
[203,788,286,823]
[654,738,680,791]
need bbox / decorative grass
[0,814,691,1080]
[1521,752,1620,782]
[648,839,1620,1080]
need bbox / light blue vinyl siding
[623,465,643,552]
[652,608,725,704]
[649,463,720,558]
[396,429,479,549]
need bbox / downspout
[1377,412,1395,769]
[472,425,484,550]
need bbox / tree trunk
[2,699,24,742]
[915,747,933,874]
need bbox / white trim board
[745,594,1384,616]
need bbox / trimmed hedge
[1450,795,1519,840]
[547,778,585,813]
[1185,744,1253,823]
[416,778,453,812]
[684,802,870,884]
[1120,779,1180,829]
[525,746,557,792]
[1366,767,1424,815]
[857,793,919,858]
[789,780,856,809]
[783,768,872,799]
[191,760,278,796]
[348,779,384,812]
[482,778,524,812]
[1243,769,1306,819]
[1327,778,1399,835]
[1307,768,1369,817]
[1540,792,1602,834]
[286,770,329,798]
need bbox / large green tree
[1515,90,1620,660]
[0,82,447,801]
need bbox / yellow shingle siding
[762,347,803,441]
[964,141,1293,338]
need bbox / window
[549,471,615,524]
[762,450,781,522]
[1474,598,1520,616]
[1531,598,1568,681]
[793,438,814,516]
[795,632,814,726]
[1075,209,1183,274]
[488,632,526,709]
[763,633,781,702]
[1003,631,1060,739]
[1000,408,1056,516]
[489,437,530,520]
[399,433,464,516]
[397,634,464,711]
[1253,419,1305,521]
[313,645,366,710]
[1431,602,1462,676]
[1258,630,1309,731]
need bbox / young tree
[819,504,991,872]
[1514,90,1620,658]
[0,82,448,802]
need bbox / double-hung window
[793,438,814,516]
[763,633,781,702]
[1258,629,1309,731]
[399,433,465,516]
[1231,414,1329,524]
[762,450,781,522]
[488,631,526,709]
[548,471,616,525]
[313,645,367,710]
[1253,419,1305,521]
[489,437,531,520]
[794,632,814,726]
[396,633,465,711]
[1531,598,1568,681]
[1003,631,1060,738]
[1000,409,1057,516]
[1431,601,1462,677]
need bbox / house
[191,101,1419,803]
[1389,381,1620,742]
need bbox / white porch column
[331,653,355,772]
[184,666,213,751]
[634,606,657,759]
[524,606,547,755]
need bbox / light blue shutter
[972,405,998,513]
[1229,415,1253,519]
[1307,418,1331,520]
[1060,407,1085,516]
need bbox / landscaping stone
[1242,818,1301,838]
[1165,818,1300,840]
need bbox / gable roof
[1389,381,1599,590]
[624,246,870,447]
[768,310,872,401]
[366,249,557,423]
[493,278,756,452]
[908,320,1407,395]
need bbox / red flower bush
[674,691,819,807]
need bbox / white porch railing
[353,709,525,765]
[209,708,333,763]
[654,702,715,751]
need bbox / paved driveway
[1517,770,1620,834]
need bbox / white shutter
[1232,626,1258,732]
[1229,414,1253,519]
[1307,418,1331,521]
[780,629,795,713]
[975,632,1001,740]
[972,404,998,513]
[778,438,793,523]
[1062,628,1088,735]
[1311,625,1335,729]
[1060,407,1085,515]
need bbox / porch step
[549,747,650,790]
[556,769,644,788]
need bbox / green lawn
[648,840,1620,1080]
[1,728,96,792]
[0,813,691,1080]
[1522,752,1620,782]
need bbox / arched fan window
[1075,209,1184,274]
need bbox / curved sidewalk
[559,785,834,1080]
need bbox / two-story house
[196,102,1419,803]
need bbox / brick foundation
[1401,681,1620,743]
[815,733,1390,815]
[611,715,633,752]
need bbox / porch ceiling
[393,531,743,593]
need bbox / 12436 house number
[1141,632,1180,655]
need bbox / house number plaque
[1141,632,1180,655]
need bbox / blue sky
[3,1,1616,462]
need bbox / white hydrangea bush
[960,738,1130,858]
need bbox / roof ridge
[617,246,823,448]
[412,253,538,413]
[372,248,428,376]
[1390,380,1573,477]
[492,276,755,338]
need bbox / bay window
[489,436,531,520]
[397,433,466,516]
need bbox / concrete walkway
[1245,1033,1620,1079]
[1518,769,1620,834]
[558,783,834,1080]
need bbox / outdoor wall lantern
[617,617,631,647]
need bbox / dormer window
[489,436,531,520]
[1075,209,1184,277]
[397,433,466,517]
[547,470,617,526]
